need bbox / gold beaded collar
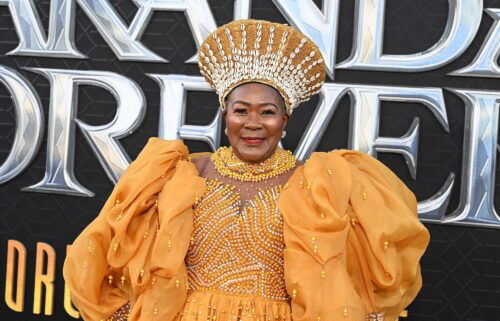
[211,146,296,182]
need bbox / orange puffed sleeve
[278,150,430,321]
[63,138,205,321]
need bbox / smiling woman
[63,19,429,321]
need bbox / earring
[281,131,287,138]
[224,128,228,136]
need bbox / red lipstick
[241,137,265,145]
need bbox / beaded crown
[197,19,326,114]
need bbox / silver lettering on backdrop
[0,0,498,228]
[234,0,341,78]
[1,0,218,62]
[451,8,500,78]
[443,90,500,227]
[0,0,84,58]
[77,0,217,63]
[0,66,44,183]
[148,74,222,150]
[337,0,483,71]
[294,84,454,222]
[21,69,145,197]
[293,84,349,161]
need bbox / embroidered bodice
[174,151,297,320]
[187,177,289,300]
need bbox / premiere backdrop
[0,0,500,320]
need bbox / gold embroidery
[186,179,289,301]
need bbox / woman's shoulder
[189,152,212,175]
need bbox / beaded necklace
[211,146,296,182]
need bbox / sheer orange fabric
[63,138,205,321]
[279,151,429,321]
[63,138,429,321]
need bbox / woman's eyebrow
[231,100,250,106]
[258,102,278,109]
[232,100,278,109]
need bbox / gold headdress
[197,19,326,114]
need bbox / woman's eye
[234,108,247,114]
[262,110,276,115]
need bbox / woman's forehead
[227,83,285,105]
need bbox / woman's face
[224,82,289,163]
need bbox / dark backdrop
[0,0,499,320]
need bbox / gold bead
[108,275,113,284]
[344,306,348,317]
[140,269,145,278]
[175,279,180,288]
[321,270,326,278]
[210,146,296,182]
[320,212,325,219]
[120,275,125,286]
[384,241,389,251]
[291,288,297,298]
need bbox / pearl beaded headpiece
[197,19,326,114]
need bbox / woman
[63,19,430,321]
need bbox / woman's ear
[282,111,290,129]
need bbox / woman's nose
[244,112,263,129]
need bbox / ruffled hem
[175,291,292,321]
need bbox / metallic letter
[77,0,217,63]
[22,68,145,196]
[443,89,500,228]
[0,0,84,58]
[337,0,483,72]
[33,242,56,315]
[294,84,349,161]
[234,0,340,78]
[148,74,221,151]
[5,240,26,312]
[451,8,500,78]
[0,65,44,185]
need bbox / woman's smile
[241,136,265,145]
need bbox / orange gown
[63,137,430,321]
